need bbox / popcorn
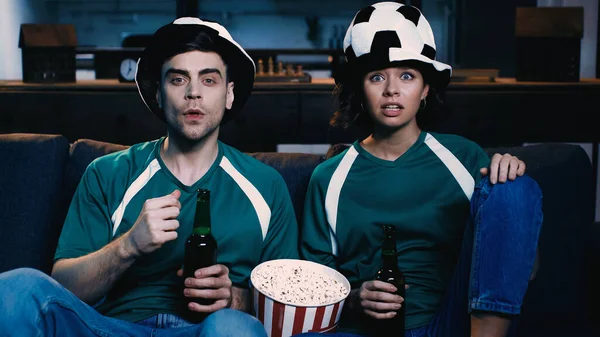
[252,262,349,305]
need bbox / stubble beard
[166,109,224,150]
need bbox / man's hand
[122,189,181,258]
[480,153,526,184]
[177,264,232,313]
[351,280,406,320]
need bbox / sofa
[0,132,597,337]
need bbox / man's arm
[51,235,137,304]
[52,189,182,304]
[230,286,251,313]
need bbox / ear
[225,81,235,110]
[156,85,162,109]
[421,83,430,100]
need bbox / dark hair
[152,30,231,84]
[330,61,445,131]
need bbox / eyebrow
[165,68,223,78]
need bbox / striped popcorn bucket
[250,259,350,337]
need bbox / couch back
[0,133,596,336]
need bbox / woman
[299,2,542,337]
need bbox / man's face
[156,50,234,142]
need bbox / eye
[171,77,185,85]
[400,73,414,80]
[370,74,385,82]
[203,78,215,85]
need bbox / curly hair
[330,61,445,132]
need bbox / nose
[186,82,201,100]
[383,78,400,97]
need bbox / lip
[380,103,404,117]
[380,102,404,109]
[183,108,204,121]
[183,108,204,115]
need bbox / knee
[0,267,64,304]
[477,175,543,217]
[201,309,267,337]
[0,268,57,321]
[487,174,542,202]
[0,268,55,293]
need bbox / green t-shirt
[301,131,490,332]
[55,138,299,322]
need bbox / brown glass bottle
[184,188,218,305]
[374,224,405,336]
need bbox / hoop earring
[419,98,427,110]
[361,102,366,111]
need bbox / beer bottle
[184,188,218,305]
[374,224,405,336]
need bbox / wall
[45,0,449,61]
[0,0,53,80]
[537,0,598,78]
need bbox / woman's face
[362,66,429,130]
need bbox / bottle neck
[193,196,211,235]
[381,252,398,267]
[381,225,397,267]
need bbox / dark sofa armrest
[0,133,70,274]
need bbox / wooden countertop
[2,77,600,92]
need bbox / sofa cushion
[0,133,70,274]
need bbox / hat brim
[349,49,452,90]
[135,24,255,123]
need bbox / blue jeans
[296,175,543,337]
[0,268,268,337]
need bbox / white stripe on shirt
[111,159,161,236]
[424,133,475,200]
[324,146,359,256]
[219,156,271,240]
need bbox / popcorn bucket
[250,259,351,337]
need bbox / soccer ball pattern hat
[343,2,452,89]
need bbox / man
[0,17,298,336]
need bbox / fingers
[359,281,404,317]
[188,298,229,313]
[360,288,404,320]
[517,160,526,176]
[161,230,178,242]
[497,154,512,183]
[364,308,399,320]
[489,153,501,184]
[489,153,524,184]
[158,206,181,220]
[191,264,229,279]
[143,190,182,211]
[364,280,399,293]
[507,157,520,181]
[480,167,488,176]
[184,286,231,302]
[161,219,180,231]
[183,267,232,313]
[170,189,181,199]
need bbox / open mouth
[381,104,403,111]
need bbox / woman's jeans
[297,175,543,337]
[0,268,268,337]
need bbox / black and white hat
[343,2,452,89]
[135,17,256,122]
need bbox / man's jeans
[296,175,543,337]
[0,268,268,337]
